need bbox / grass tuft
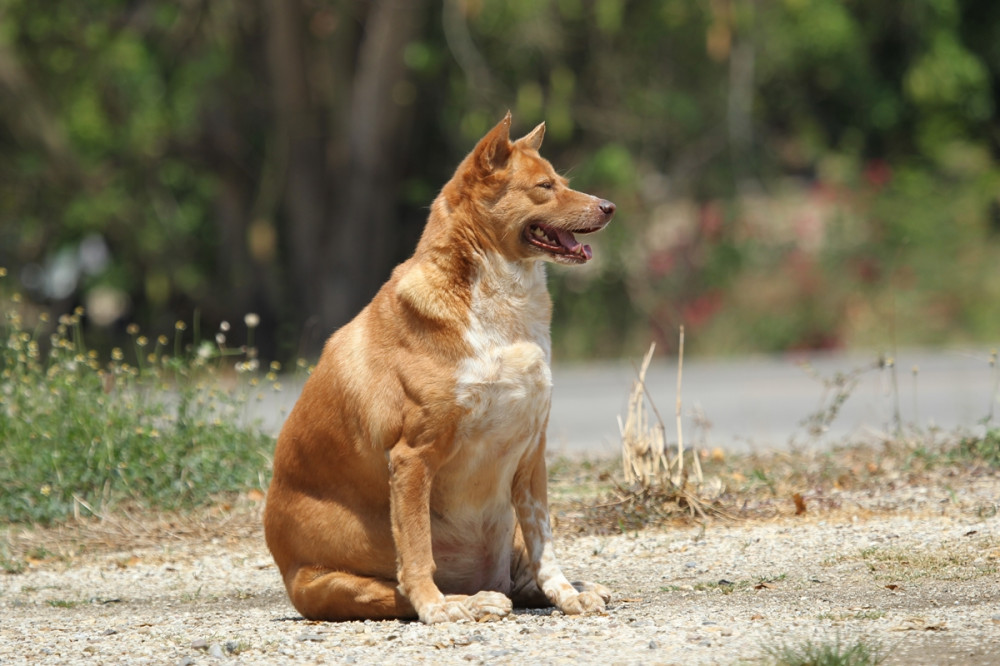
[762,636,884,666]
[956,426,1000,467]
[602,338,730,530]
[1,290,279,525]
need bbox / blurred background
[2,0,999,363]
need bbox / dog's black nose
[599,200,616,216]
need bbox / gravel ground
[2,472,999,665]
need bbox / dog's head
[443,112,615,265]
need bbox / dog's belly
[428,340,550,594]
[431,506,516,594]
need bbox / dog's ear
[472,111,513,175]
[517,122,545,151]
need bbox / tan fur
[264,113,616,623]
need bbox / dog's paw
[558,589,607,615]
[461,591,513,621]
[418,600,475,624]
[571,580,612,604]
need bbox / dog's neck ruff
[453,251,553,443]
[464,251,551,359]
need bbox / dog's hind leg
[285,565,416,621]
[509,524,611,608]
[286,566,513,621]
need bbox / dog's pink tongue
[553,228,592,260]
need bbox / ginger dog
[264,113,615,623]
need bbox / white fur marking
[455,254,551,449]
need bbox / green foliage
[0,283,275,525]
[956,427,1000,468]
[0,0,244,331]
[1,1,999,359]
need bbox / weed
[181,585,206,603]
[0,539,26,574]
[693,579,739,594]
[755,573,787,586]
[749,468,777,495]
[797,360,879,439]
[46,599,82,609]
[956,426,1000,467]
[762,635,884,666]
[855,542,997,582]
[603,337,729,531]
[0,282,279,525]
[25,545,56,561]
[817,610,886,622]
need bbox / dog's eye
[537,182,553,190]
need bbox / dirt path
[2,471,999,665]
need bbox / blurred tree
[1,0,998,359]
[0,0,428,355]
[264,0,425,349]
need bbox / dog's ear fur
[517,122,545,151]
[473,111,513,175]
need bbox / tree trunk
[324,0,425,332]
[264,0,329,341]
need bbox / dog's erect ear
[472,111,513,175]
[517,122,545,151]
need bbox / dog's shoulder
[393,260,466,324]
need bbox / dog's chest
[454,258,552,447]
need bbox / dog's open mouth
[524,222,602,262]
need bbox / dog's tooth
[533,227,546,239]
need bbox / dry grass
[596,337,730,529]
[552,429,1000,536]
[1,491,265,568]
[3,433,998,566]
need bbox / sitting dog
[264,112,615,623]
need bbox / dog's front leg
[387,442,473,623]
[389,441,511,624]
[513,436,609,615]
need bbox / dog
[264,112,615,623]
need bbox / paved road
[255,348,998,457]
[547,348,997,456]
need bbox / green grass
[816,610,886,622]
[956,426,1000,467]
[46,599,84,609]
[762,636,884,666]
[1,289,279,525]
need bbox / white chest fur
[454,255,552,448]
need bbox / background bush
[0,0,998,359]
[0,295,274,524]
